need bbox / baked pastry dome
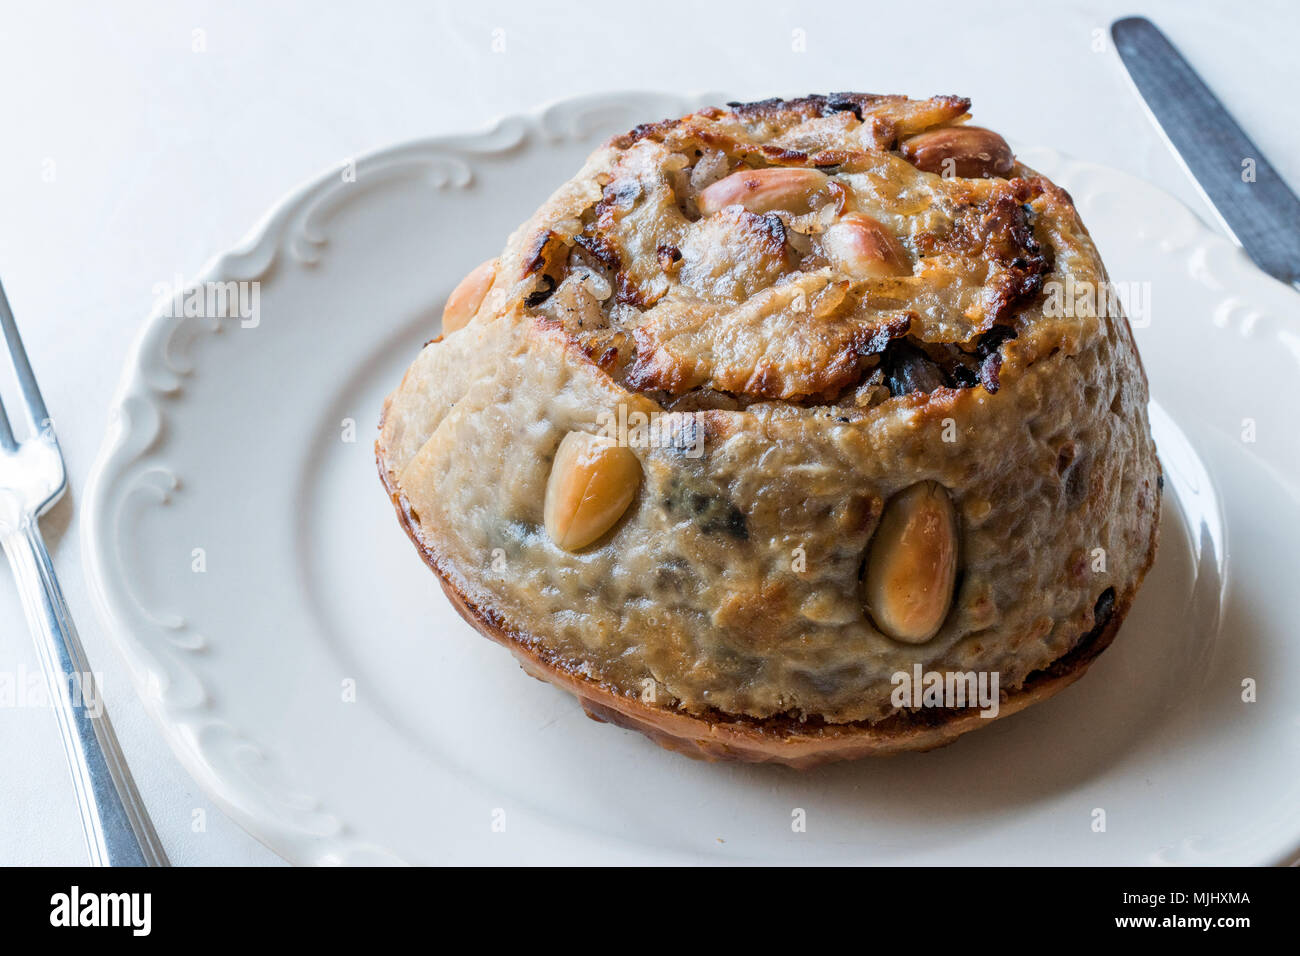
[378,93,1161,766]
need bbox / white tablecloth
[0,0,1294,865]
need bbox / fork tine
[0,392,14,451]
[0,276,52,434]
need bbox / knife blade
[1111,16,1300,290]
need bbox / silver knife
[1112,16,1300,290]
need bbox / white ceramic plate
[84,92,1300,866]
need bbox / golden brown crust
[378,450,1151,767]
[613,94,973,155]
[541,102,1061,404]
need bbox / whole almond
[864,481,959,643]
[442,258,498,333]
[544,431,642,551]
[697,167,830,216]
[898,126,1014,179]
[822,213,910,279]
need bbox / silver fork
[0,277,167,866]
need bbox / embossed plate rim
[81,92,1300,866]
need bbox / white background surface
[0,0,1294,866]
